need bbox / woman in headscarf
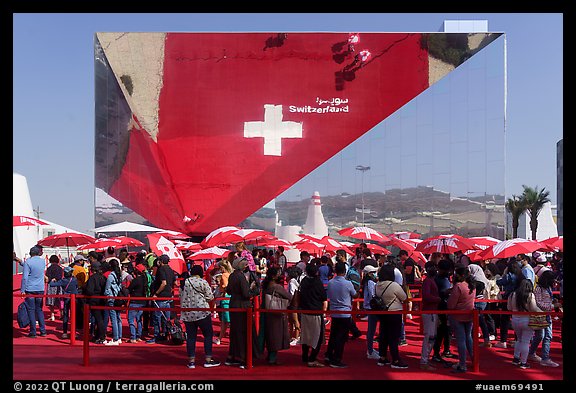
[299,263,328,367]
[225,257,261,369]
[261,267,292,365]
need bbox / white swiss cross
[244,104,303,156]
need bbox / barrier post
[253,295,260,335]
[70,294,76,345]
[246,307,253,369]
[472,309,479,372]
[83,303,90,366]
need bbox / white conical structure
[302,191,328,237]
[13,173,40,260]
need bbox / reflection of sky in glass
[277,35,505,202]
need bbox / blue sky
[13,13,563,234]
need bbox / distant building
[13,173,88,263]
[302,192,328,237]
[506,202,558,241]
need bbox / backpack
[369,282,394,311]
[113,273,130,307]
[143,271,153,298]
[345,265,361,292]
[167,317,185,345]
[17,302,30,328]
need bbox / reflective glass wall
[265,35,506,239]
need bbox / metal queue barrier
[14,293,563,372]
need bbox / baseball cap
[363,265,378,274]
[74,254,88,262]
[135,264,147,273]
[63,266,74,274]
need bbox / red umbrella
[174,241,203,252]
[465,250,486,262]
[383,236,416,252]
[410,251,428,265]
[354,243,391,255]
[388,231,421,240]
[540,236,563,252]
[464,236,501,260]
[468,236,501,249]
[188,246,230,260]
[320,236,354,255]
[13,215,49,227]
[261,238,293,248]
[37,232,96,256]
[477,238,545,260]
[415,234,478,254]
[200,226,241,248]
[338,226,390,242]
[154,230,190,240]
[298,234,324,243]
[219,228,273,245]
[292,239,325,256]
[78,236,145,250]
[146,233,187,274]
[38,232,96,248]
[382,237,425,263]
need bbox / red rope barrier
[14,292,563,372]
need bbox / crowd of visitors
[17,240,563,372]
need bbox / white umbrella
[93,221,164,236]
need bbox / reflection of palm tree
[505,195,526,239]
[521,185,551,240]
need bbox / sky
[12,13,563,235]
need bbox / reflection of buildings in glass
[274,186,504,239]
[94,31,506,238]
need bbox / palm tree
[505,195,527,239]
[521,185,551,240]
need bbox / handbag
[528,314,549,329]
[265,287,289,310]
[288,289,300,310]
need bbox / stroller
[153,300,186,345]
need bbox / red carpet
[12,297,563,381]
